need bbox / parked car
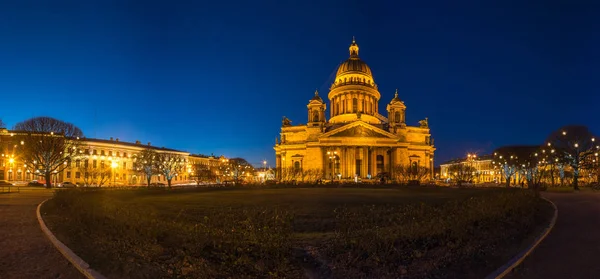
[28,181,45,187]
[0,180,14,186]
[59,182,77,188]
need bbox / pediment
[321,122,396,139]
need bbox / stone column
[367,147,372,177]
[358,94,363,113]
[363,147,368,178]
[389,148,394,175]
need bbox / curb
[485,197,558,279]
[37,199,107,279]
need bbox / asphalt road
[0,188,83,279]
[507,191,600,279]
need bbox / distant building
[274,39,435,180]
[440,154,499,183]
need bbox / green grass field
[42,186,553,279]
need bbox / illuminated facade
[0,128,223,185]
[274,39,435,180]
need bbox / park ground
[0,188,82,279]
[40,186,551,278]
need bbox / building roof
[440,154,494,165]
[81,137,187,153]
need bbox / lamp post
[263,160,267,183]
[111,161,118,186]
[8,157,14,181]
[327,151,337,180]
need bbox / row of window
[65,160,128,169]
[64,171,187,181]
[85,149,129,157]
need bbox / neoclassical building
[0,128,225,186]
[274,39,436,180]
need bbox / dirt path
[0,189,83,279]
[507,192,600,279]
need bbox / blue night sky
[0,0,598,166]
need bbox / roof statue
[419,117,429,128]
[282,116,292,127]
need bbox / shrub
[322,191,545,278]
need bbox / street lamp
[111,161,118,186]
[327,151,337,180]
[262,160,267,183]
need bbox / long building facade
[274,39,436,180]
[0,128,224,186]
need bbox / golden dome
[335,38,373,79]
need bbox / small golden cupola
[328,38,382,125]
[387,89,406,130]
[307,89,326,126]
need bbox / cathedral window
[294,161,301,170]
[352,98,358,113]
[313,110,319,122]
[395,111,400,123]
[335,103,340,116]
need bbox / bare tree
[228,158,254,183]
[79,161,111,187]
[133,148,158,187]
[393,164,411,184]
[14,117,84,188]
[191,163,216,186]
[155,152,186,187]
[0,119,5,128]
[546,126,598,190]
[493,146,538,188]
[447,164,476,187]
[393,164,431,184]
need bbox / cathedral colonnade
[321,146,394,180]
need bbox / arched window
[294,161,301,170]
[411,162,418,175]
[313,110,319,122]
[352,98,358,113]
[395,111,400,123]
[335,103,340,116]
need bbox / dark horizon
[1,0,598,166]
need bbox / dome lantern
[349,36,359,58]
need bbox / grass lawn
[42,186,553,279]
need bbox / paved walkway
[507,192,600,279]
[0,188,83,279]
